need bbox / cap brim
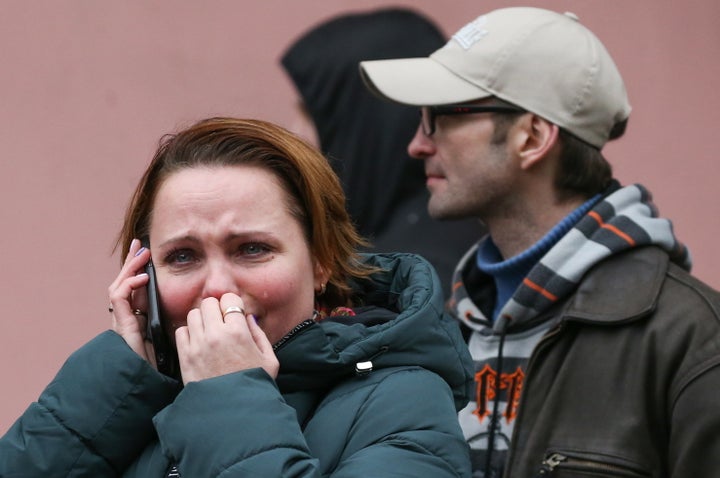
[359,57,491,106]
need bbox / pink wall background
[1,1,718,433]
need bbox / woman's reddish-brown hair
[117,117,375,306]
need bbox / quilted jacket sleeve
[0,331,180,476]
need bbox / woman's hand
[176,292,279,384]
[108,238,154,363]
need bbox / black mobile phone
[142,238,179,379]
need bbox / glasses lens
[420,108,433,136]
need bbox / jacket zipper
[165,464,181,477]
[502,321,564,476]
[272,318,316,352]
[537,452,650,477]
[538,453,566,474]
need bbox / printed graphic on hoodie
[458,327,547,475]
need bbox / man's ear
[514,114,560,170]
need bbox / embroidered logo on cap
[452,15,488,50]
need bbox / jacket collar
[562,246,667,324]
[275,253,474,411]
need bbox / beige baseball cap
[359,7,631,149]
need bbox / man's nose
[408,125,435,160]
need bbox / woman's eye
[165,249,195,265]
[241,242,270,256]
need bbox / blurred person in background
[281,7,482,297]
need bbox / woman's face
[148,164,325,344]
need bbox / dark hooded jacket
[281,8,482,296]
[0,253,474,477]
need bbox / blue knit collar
[476,194,602,320]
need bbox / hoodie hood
[281,8,445,238]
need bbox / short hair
[116,117,374,306]
[554,128,613,200]
[489,100,615,200]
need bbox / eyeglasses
[420,104,525,136]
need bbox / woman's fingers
[108,238,152,361]
[219,293,279,378]
[245,312,279,378]
[108,239,145,290]
[109,240,150,315]
[177,293,278,384]
[246,312,272,354]
[218,294,247,324]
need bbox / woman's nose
[201,261,238,300]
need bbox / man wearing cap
[360,6,720,477]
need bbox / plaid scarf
[453,183,691,333]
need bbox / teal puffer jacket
[1,253,473,477]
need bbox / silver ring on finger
[222,305,245,320]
